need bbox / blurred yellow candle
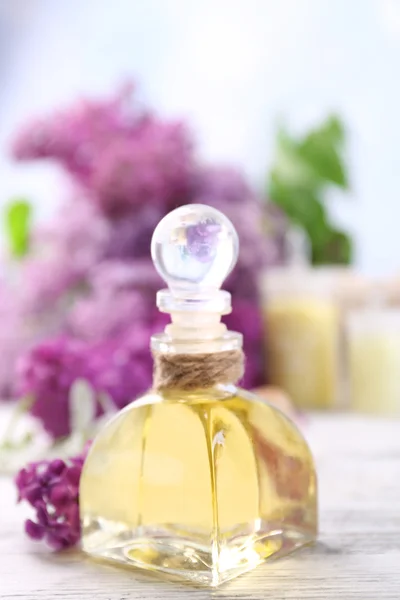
[265,296,339,409]
[348,310,400,415]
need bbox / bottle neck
[150,307,244,390]
[151,329,242,355]
[151,342,244,390]
[151,311,243,355]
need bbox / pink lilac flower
[0,275,68,398]
[20,201,110,314]
[40,200,110,265]
[0,303,33,398]
[68,288,146,342]
[68,284,146,343]
[20,255,83,315]
[15,447,89,550]
[67,260,162,342]
[89,259,162,293]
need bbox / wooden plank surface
[1,414,400,599]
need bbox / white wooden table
[1,414,400,599]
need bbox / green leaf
[312,228,353,265]
[271,127,319,189]
[270,115,348,190]
[4,199,32,258]
[269,180,325,229]
[268,114,352,265]
[322,115,345,145]
[297,130,348,189]
[270,180,352,264]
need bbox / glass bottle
[80,204,318,586]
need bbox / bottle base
[82,518,316,586]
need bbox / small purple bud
[49,484,71,509]
[15,469,30,496]
[38,472,51,486]
[49,459,66,476]
[46,532,67,551]
[65,465,81,487]
[15,442,90,549]
[68,504,80,531]
[24,484,43,506]
[25,520,45,540]
[36,504,49,526]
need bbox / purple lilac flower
[67,260,162,342]
[91,120,194,217]
[8,84,285,410]
[87,319,168,409]
[0,201,109,396]
[223,299,266,388]
[90,257,162,292]
[15,447,89,550]
[89,259,162,294]
[102,206,164,259]
[192,166,255,204]
[20,255,83,315]
[68,287,145,342]
[20,201,110,314]
[0,306,33,398]
[16,337,97,439]
[39,199,110,263]
[11,86,195,217]
[70,263,168,409]
[0,274,70,398]
[12,84,137,185]
[16,310,168,438]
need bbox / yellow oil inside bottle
[80,386,317,586]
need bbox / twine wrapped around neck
[152,349,245,391]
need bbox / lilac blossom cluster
[7,84,286,438]
[15,448,89,549]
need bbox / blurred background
[1,0,400,273]
[1,0,400,467]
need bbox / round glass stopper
[151,204,239,293]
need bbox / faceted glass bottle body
[80,385,317,586]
